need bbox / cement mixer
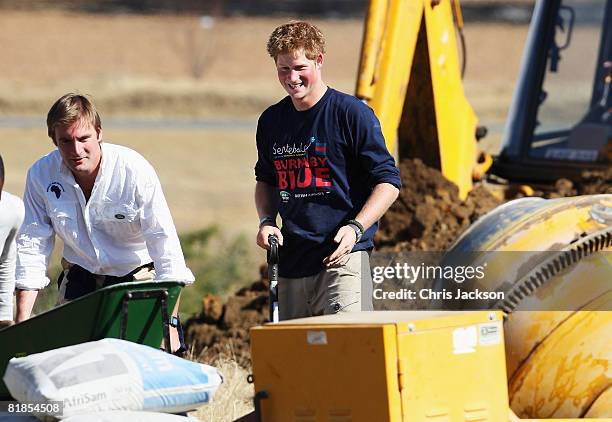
[434,194,611,418]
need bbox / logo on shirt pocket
[99,203,140,238]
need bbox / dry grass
[0,11,528,122]
[187,348,254,422]
[0,12,359,118]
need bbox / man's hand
[323,225,357,267]
[256,224,283,250]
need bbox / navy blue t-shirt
[255,88,401,278]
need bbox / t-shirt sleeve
[254,114,277,186]
[351,104,402,190]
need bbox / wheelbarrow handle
[267,234,279,323]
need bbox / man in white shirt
[0,155,25,327]
[15,93,194,351]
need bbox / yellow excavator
[248,1,611,420]
[355,0,611,199]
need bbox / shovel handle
[267,234,279,322]
[267,234,279,264]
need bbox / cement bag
[3,338,222,419]
[61,411,199,421]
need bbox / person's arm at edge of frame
[323,182,399,267]
[255,181,283,250]
[15,168,56,322]
[15,290,38,322]
[0,197,25,325]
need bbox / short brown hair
[47,93,102,141]
[267,21,326,61]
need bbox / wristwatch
[347,219,364,242]
[169,315,180,328]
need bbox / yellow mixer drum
[436,194,612,418]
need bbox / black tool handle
[267,234,279,322]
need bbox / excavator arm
[356,0,480,199]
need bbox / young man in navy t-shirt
[255,21,401,320]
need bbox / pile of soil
[544,167,612,197]
[185,159,611,367]
[184,265,270,367]
[375,159,503,251]
[376,159,611,251]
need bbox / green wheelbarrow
[0,280,185,400]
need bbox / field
[0,10,538,289]
[0,10,534,215]
[1,6,608,421]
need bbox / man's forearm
[255,181,279,219]
[354,182,400,230]
[15,289,38,322]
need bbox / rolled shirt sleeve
[138,163,195,284]
[15,169,55,291]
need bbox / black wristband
[347,219,365,235]
[347,219,364,242]
[259,216,277,228]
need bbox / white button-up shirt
[16,143,194,290]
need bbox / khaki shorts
[278,250,373,321]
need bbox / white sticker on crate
[479,322,502,346]
[452,326,477,354]
[307,331,328,345]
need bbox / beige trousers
[277,250,373,321]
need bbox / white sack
[3,339,222,420]
[61,410,199,421]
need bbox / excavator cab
[493,0,612,181]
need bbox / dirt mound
[375,159,504,251]
[184,265,270,367]
[543,168,612,197]
[376,159,611,251]
[185,159,611,368]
